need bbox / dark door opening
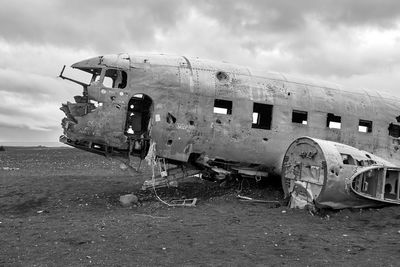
[125,94,153,158]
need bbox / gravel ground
[1,147,400,266]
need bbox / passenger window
[252,103,273,130]
[327,113,341,129]
[103,69,127,89]
[292,110,308,125]
[213,99,232,115]
[389,123,400,138]
[359,119,372,133]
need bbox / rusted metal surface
[282,137,400,209]
[59,53,400,190]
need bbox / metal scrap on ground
[237,195,281,204]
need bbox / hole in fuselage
[167,113,177,124]
[216,71,229,82]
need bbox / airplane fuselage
[60,53,400,175]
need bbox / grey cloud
[0,68,74,100]
[191,0,400,78]
[2,0,400,49]
[0,68,70,132]
[2,0,399,59]
[0,0,190,52]
[195,0,400,33]
[193,0,310,34]
[317,0,400,28]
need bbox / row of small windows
[212,99,387,134]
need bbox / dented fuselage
[60,53,400,179]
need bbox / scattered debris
[237,195,281,204]
[142,176,178,190]
[119,163,128,170]
[144,142,199,207]
[36,210,49,214]
[141,163,200,190]
[132,214,170,219]
[2,167,20,171]
[119,194,139,207]
[169,198,198,207]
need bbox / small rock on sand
[119,194,138,207]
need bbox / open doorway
[125,94,153,158]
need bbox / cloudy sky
[1,0,400,145]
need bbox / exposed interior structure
[213,99,232,115]
[125,94,152,158]
[252,103,273,130]
[326,113,341,129]
[292,110,308,125]
[282,137,400,209]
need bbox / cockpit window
[90,69,102,83]
[103,69,127,89]
[67,67,101,84]
[73,67,128,89]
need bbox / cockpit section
[59,55,152,161]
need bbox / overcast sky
[1,0,400,145]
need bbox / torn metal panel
[282,137,400,209]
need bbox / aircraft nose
[71,56,102,69]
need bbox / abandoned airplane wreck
[59,53,400,209]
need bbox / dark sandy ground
[1,147,400,266]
